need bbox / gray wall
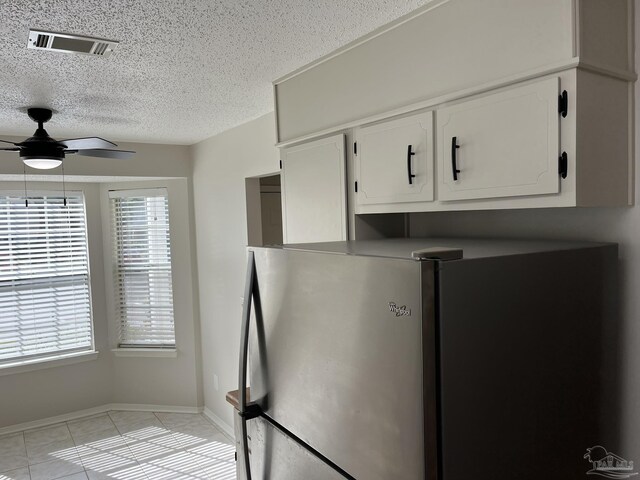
[0,182,113,427]
[191,113,280,428]
[100,178,203,409]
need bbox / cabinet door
[281,134,347,243]
[437,77,560,201]
[356,111,434,207]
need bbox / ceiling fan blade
[0,139,18,146]
[71,148,135,160]
[60,137,117,150]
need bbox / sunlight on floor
[0,411,236,480]
[79,426,236,479]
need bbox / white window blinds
[110,189,175,348]
[0,193,93,364]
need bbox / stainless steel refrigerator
[237,238,619,480]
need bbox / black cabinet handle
[407,145,416,185]
[451,137,461,181]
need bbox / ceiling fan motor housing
[19,131,66,162]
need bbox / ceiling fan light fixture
[0,108,136,168]
[22,157,62,170]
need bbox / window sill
[112,348,177,358]
[0,350,99,377]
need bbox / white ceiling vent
[27,30,119,58]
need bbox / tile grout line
[64,418,89,480]
[23,429,30,480]
[109,410,173,479]
[153,412,215,480]
[200,414,234,443]
[24,422,84,479]
[107,411,153,480]
[152,411,214,480]
[70,413,142,480]
[20,428,30,480]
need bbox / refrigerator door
[248,247,436,479]
[437,246,618,479]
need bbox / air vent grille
[93,42,109,56]
[35,34,50,48]
[27,29,118,58]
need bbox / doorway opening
[245,173,283,247]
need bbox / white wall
[191,113,280,428]
[0,141,199,428]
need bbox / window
[0,193,93,365]
[110,189,175,348]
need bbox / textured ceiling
[0,0,429,145]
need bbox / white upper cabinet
[281,134,347,243]
[274,0,633,144]
[355,112,434,210]
[275,0,634,214]
[438,77,560,201]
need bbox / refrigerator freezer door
[249,248,435,480]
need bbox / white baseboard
[0,403,204,437]
[109,403,202,414]
[0,405,112,437]
[203,407,234,439]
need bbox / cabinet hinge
[353,142,357,155]
[355,181,358,193]
[279,160,282,169]
[558,90,568,118]
[558,152,568,179]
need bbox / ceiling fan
[0,107,134,169]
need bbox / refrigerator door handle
[238,250,257,480]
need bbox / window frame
[109,187,177,351]
[0,189,97,371]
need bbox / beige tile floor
[0,411,236,480]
